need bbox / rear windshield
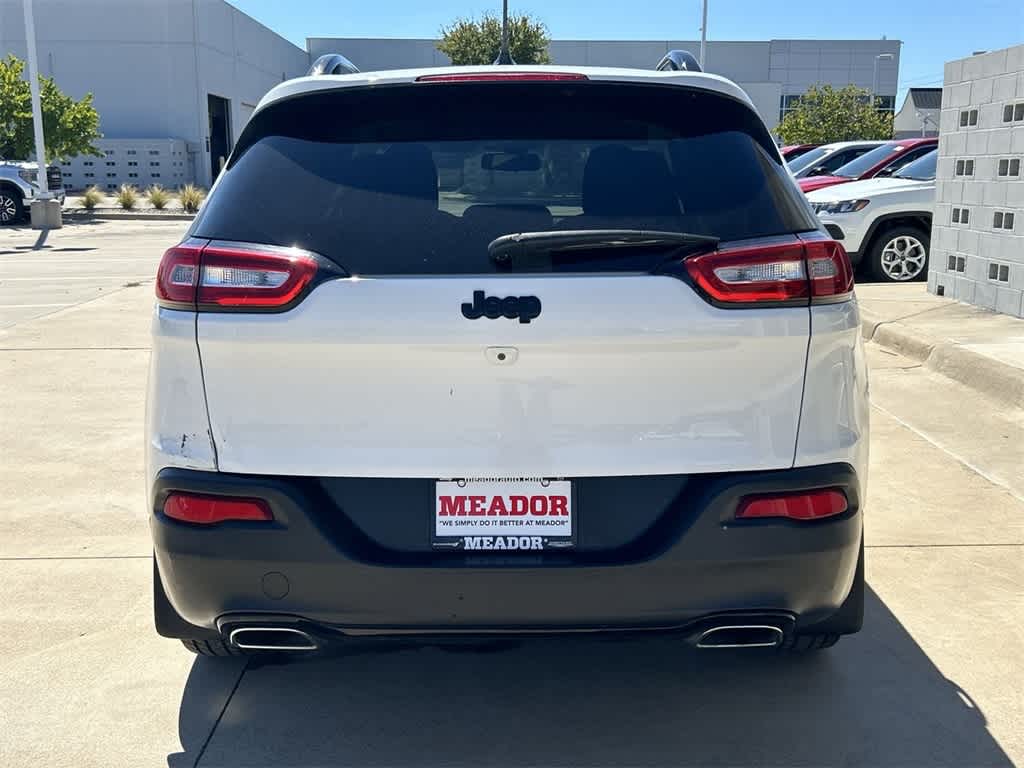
[194,82,816,275]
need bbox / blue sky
[231,0,1024,106]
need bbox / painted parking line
[0,275,153,281]
[0,303,74,308]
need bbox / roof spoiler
[308,53,359,76]
[656,50,702,73]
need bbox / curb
[860,307,1024,409]
[63,210,195,221]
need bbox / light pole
[495,0,514,65]
[872,53,894,109]
[22,0,61,228]
[699,0,708,70]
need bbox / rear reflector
[163,493,273,525]
[415,72,588,82]
[683,237,853,306]
[736,490,848,521]
[156,243,319,311]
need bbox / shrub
[178,184,205,214]
[79,185,103,209]
[115,184,137,209]
[146,184,170,209]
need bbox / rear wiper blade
[488,229,719,268]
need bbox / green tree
[0,54,102,162]
[438,12,550,66]
[776,84,893,144]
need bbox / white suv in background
[807,149,937,282]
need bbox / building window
[84,172,94,178]
[149,162,160,167]
[779,94,803,121]
[105,161,115,166]
[148,150,159,155]
[106,173,116,178]
[1005,103,1024,123]
[997,158,1021,177]
[952,207,971,224]
[151,173,161,178]
[128,161,138,167]
[105,150,115,156]
[128,173,138,178]
[955,159,975,176]
[127,150,137,155]
[959,109,978,128]
[83,161,93,166]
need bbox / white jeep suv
[807,149,936,282]
[147,62,869,658]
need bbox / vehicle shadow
[170,586,1012,767]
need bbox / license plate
[433,478,573,551]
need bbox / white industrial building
[2,0,901,190]
[0,0,308,189]
[313,36,903,135]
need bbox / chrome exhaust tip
[695,624,785,649]
[228,626,319,652]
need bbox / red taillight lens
[804,238,854,300]
[155,244,202,308]
[197,245,318,309]
[736,490,848,521]
[155,243,319,310]
[415,72,588,82]
[683,238,853,306]
[685,241,809,304]
[163,492,273,525]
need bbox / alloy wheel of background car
[0,191,22,224]
[872,229,929,282]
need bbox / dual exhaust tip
[225,617,791,653]
[228,626,319,652]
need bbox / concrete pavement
[0,221,1021,767]
[857,283,1024,408]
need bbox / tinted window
[894,149,937,180]
[194,82,816,275]
[787,146,830,174]
[818,147,873,174]
[833,143,903,178]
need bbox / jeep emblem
[461,290,542,324]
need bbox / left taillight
[163,492,273,525]
[683,235,853,307]
[156,242,320,311]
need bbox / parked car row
[785,140,938,282]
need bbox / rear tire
[868,225,929,282]
[0,188,25,225]
[181,637,246,657]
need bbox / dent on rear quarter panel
[794,299,870,484]
[146,307,217,483]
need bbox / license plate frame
[433,478,574,552]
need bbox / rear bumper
[151,464,863,636]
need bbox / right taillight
[736,489,849,521]
[683,237,853,307]
[156,241,320,311]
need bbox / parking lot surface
[1,220,1021,767]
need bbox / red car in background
[798,138,937,194]
[780,144,820,161]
